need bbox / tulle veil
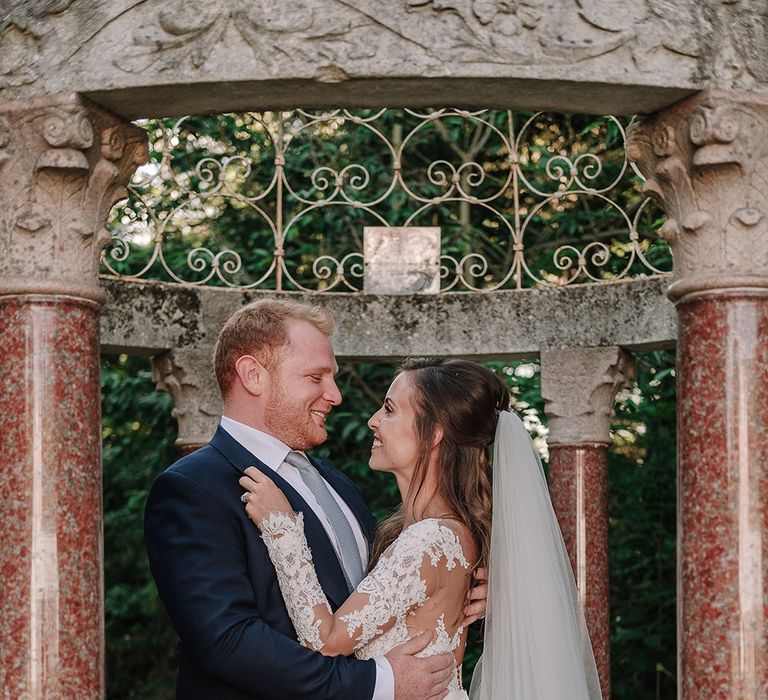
[469,411,602,700]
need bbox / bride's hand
[239,467,293,525]
[462,566,488,626]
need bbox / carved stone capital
[541,347,634,445]
[152,348,222,453]
[627,90,768,301]
[0,93,147,302]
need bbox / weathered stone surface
[0,93,147,302]
[99,276,677,358]
[541,346,635,444]
[152,348,222,452]
[1,1,766,117]
[628,89,768,300]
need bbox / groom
[145,299,473,699]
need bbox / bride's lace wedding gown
[258,513,473,699]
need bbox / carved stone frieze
[0,1,76,89]
[152,348,222,453]
[0,93,147,301]
[2,0,758,116]
[541,347,635,445]
[627,90,768,300]
[111,0,710,74]
[715,0,768,89]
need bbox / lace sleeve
[258,514,469,657]
[258,511,333,651]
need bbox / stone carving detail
[115,0,378,74]
[576,0,704,60]
[717,0,768,86]
[152,348,222,453]
[0,1,75,88]
[0,94,147,301]
[541,346,634,445]
[0,0,767,105]
[627,91,768,298]
[112,0,706,74]
[347,0,640,64]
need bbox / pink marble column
[0,297,103,697]
[152,348,222,455]
[629,90,768,698]
[549,443,610,694]
[542,347,634,699]
[676,292,768,698]
[0,94,146,698]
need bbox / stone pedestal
[0,94,146,698]
[541,346,634,699]
[152,348,222,455]
[629,90,768,698]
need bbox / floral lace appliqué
[258,511,332,650]
[258,514,470,690]
[342,519,468,646]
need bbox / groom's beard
[263,379,329,452]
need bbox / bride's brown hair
[369,358,510,571]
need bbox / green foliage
[102,354,179,699]
[609,351,677,699]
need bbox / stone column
[628,90,768,699]
[152,348,222,455]
[541,346,635,699]
[0,94,146,699]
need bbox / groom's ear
[234,355,268,396]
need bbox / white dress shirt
[220,416,394,700]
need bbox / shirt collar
[219,416,292,472]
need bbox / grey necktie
[284,451,365,591]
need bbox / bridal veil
[469,411,602,700]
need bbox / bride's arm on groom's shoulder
[240,468,464,658]
[256,507,402,657]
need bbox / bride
[239,358,602,699]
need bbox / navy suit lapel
[210,427,351,609]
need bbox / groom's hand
[386,631,452,700]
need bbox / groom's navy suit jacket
[145,426,379,699]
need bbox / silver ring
[240,492,249,503]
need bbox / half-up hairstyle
[369,358,510,572]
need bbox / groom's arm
[145,468,377,700]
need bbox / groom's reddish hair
[214,299,334,396]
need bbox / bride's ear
[431,424,444,448]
